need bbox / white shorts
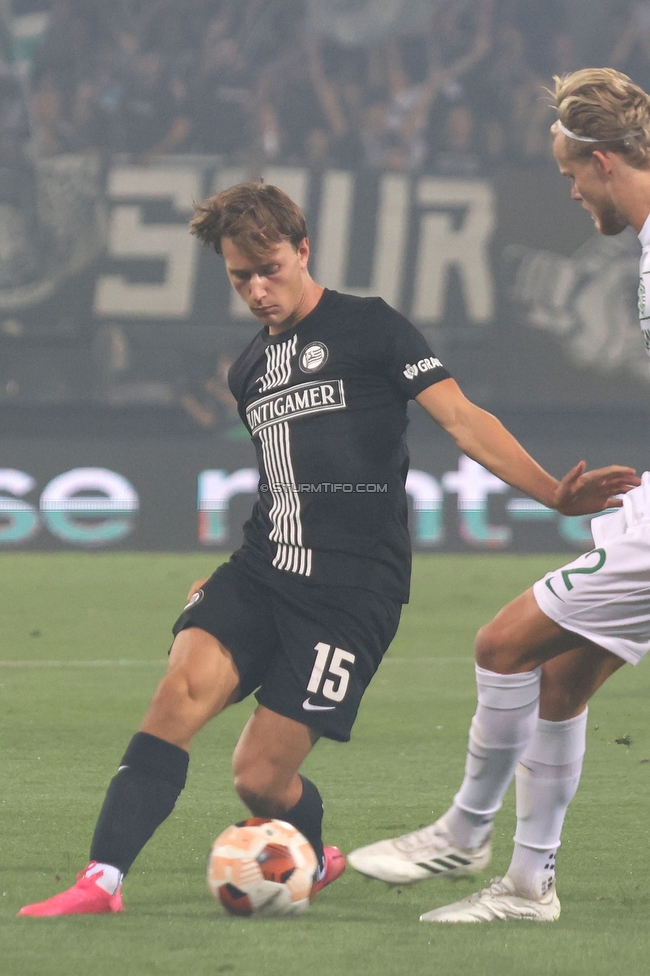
[533,472,650,665]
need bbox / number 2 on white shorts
[545,547,607,598]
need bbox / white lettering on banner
[91,163,496,326]
[412,178,495,324]
[246,380,346,435]
[406,468,444,545]
[0,469,39,542]
[315,172,409,308]
[198,460,527,550]
[39,468,139,513]
[0,468,36,502]
[0,468,139,545]
[94,167,200,317]
[442,455,511,546]
[198,468,259,513]
[441,455,508,510]
[198,468,259,544]
[0,461,590,549]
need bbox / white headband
[555,119,633,142]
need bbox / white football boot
[419,875,561,923]
[347,816,492,884]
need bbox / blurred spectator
[31,70,78,155]
[549,31,577,78]
[382,37,443,171]
[421,0,493,169]
[610,1,650,92]
[0,69,42,287]
[503,0,565,77]
[426,0,493,95]
[73,46,127,156]
[120,50,191,162]
[562,0,612,68]
[466,22,553,167]
[257,34,365,167]
[32,0,99,111]
[190,23,255,160]
[19,0,644,170]
[432,103,482,176]
[310,40,368,167]
[358,35,447,173]
[0,70,30,166]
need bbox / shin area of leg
[508,710,587,899]
[448,666,541,848]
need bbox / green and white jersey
[637,212,650,356]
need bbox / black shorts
[171,557,402,742]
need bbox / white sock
[507,709,587,898]
[84,861,123,895]
[507,844,557,899]
[447,666,541,849]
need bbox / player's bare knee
[149,668,218,728]
[233,770,285,817]
[475,622,502,670]
[235,784,282,818]
[158,667,200,707]
[474,622,525,673]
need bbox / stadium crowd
[11,0,650,174]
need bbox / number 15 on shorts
[307,642,356,703]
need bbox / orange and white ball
[207,818,318,917]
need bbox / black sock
[282,775,324,866]
[90,732,189,875]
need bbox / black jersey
[228,289,451,602]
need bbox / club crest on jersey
[403,357,443,379]
[299,342,328,373]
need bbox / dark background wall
[2,1,648,552]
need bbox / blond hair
[552,68,650,168]
[190,182,308,260]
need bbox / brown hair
[552,68,650,168]
[190,182,308,259]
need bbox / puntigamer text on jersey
[246,380,346,435]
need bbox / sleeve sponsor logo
[403,357,444,379]
[246,379,346,435]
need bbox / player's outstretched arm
[416,379,640,515]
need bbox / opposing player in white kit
[348,67,650,922]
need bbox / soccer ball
[207,817,319,917]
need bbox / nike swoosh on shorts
[302,698,336,711]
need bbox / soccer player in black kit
[19,183,637,915]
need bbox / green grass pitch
[1,552,650,976]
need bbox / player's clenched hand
[186,578,209,601]
[552,461,640,516]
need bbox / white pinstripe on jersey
[259,421,313,576]
[256,333,312,576]
[258,335,298,391]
